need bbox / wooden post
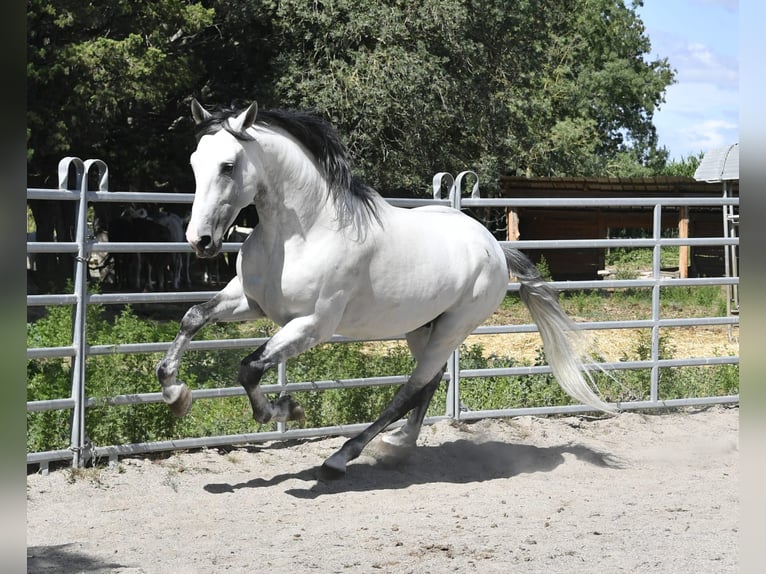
[507,208,520,241]
[678,206,689,278]
[596,208,607,273]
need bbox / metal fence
[26,160,740,472]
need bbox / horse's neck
[251,129,337,238]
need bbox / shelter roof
[694,143,739,182]
[499,175,734,197]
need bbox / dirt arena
[27,405,738,573]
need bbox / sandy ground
[27,405,738,573]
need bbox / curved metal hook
[432,172,455,200]
[454,170,480,199]
[57,157,85,191]
[83,159,110,192]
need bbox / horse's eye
[221,162,235,176]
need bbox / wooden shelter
[501,175,738,281]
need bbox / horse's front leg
[238,312,341,424]
[156,276,264,417]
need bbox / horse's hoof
[370,437,416,468]
[381,430,417,449]
[289,403,305,424]
[275,394,305,424]
[164,382,193,417]
[318,454,347,481]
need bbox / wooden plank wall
[501,177,737,281]
[507,207,727,280]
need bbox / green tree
[28,0,674,196]
[27,0,215,189]
[267,0,674,193]
[28,0,219,289]
[438,0,674,182]
[268,0,466,193]
[660,152,704,178]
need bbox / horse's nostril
[198,235,212,249]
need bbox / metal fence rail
[26,161,739,472]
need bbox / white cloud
[674,41,738,85]
[654,82,738,158]
[678,119,738,153]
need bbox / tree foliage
[27,0,215,188]
[660,152,704,178]
[27,0,674,193]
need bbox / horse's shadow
[204,439,623,499]
[27,543,130,574]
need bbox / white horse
[156,99,616,478]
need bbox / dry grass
[365,324,737,364]
[360,291,738,364]
[466,326,738,363]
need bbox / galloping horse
[156,99,616,478]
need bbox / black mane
[194,105,381,228]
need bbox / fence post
[432,172,455,201]
[453,171,480,202]
[650,202,662,403]
[276,361,288,433]
[432,173,457,418]
[67,159,110,467]
[58,158,86,466]
[447,171,481,420]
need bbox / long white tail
[503,246,617,414]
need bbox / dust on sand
[27,405,738,573]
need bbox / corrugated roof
[499,175,728,195]
[694,143,739,182]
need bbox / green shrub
[27,302,739,454]
[27,304,249,450]
[612,330,738,403]
[287,342,413,427]
[659,363,739,400]
[535,255,553,282]
[27,305,78,452]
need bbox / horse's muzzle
[190,235,221,258]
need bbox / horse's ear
[230,101,258,133]
[191,98,212,124]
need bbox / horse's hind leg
[382,325,445,448]
[380,371,443,448]
[321,314,472,478]
[320,373,431,479]
[156,276,263,416]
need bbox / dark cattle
[155,210,190,289]
[106,216,139,290]
[106,208,173,291]
[182,212,227,287]
[28,199,76,291]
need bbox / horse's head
[186,99,261,258]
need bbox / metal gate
[26,160,739,472]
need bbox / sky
[636,0,739,161]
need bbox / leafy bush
[27,304,248,451]
[287,342,413,427]
[27,302,738,454]
[27,305,80,453]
